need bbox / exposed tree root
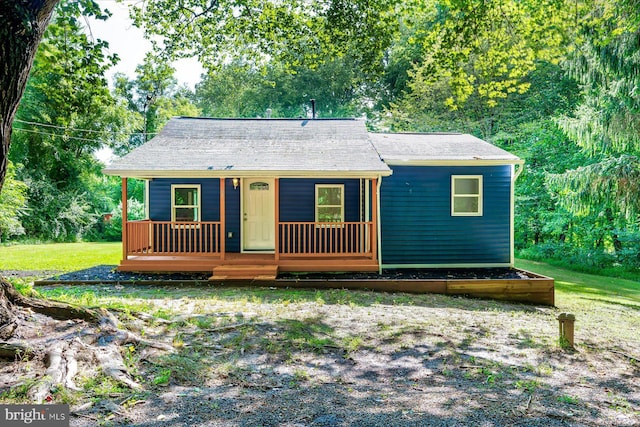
[0,278,174,402]
[1,278,108,323]
[0,342,33,359]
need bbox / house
[103,117,523,279]
[371,133,522,268]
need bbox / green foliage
[558,0,640,157]
[112,53,200,155]
[102,198,145,242]
[19,179,97,242]
[551,0,640,227]
[130,0,397,80]
[383,58,580,137]
[0,162,27,241]
[11,1,122,185]
[389,0,568,113]
[195,58,363,118]
[7,1,134,242]
[547,155,640,220]
[496,121,639,275]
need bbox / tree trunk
[0,0,59,191]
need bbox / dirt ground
[1,284,639,426]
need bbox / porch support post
[274,178,280,261]
[220,178,226,260]
[122,177,128,261]
[371,177,378,262]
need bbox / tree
[553,0,640,221]
[0,0,59,192]
[0,0,172,400]
[8,0,133,241]
[411,0,566,107]
[130,0,398,85]
[195,57,363,119]
[112,53,199,155]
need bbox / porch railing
[278,221,374,258]
[125,220,374,258]
[126,220,221,256]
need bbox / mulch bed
[24,265,541,285]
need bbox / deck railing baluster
[126,220,375,259]
[272,221,373,258]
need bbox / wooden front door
[242,178,275,251]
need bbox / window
[249,182,269,191]
[171,185,201,222]
[316,184,344,223]
[451,176,483,216]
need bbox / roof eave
[382,158,523,166]
[102,169,393,179]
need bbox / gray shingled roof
[104,117,391,178]
[369,133,521,163]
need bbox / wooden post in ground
[371,178,378,261]
[274,178,280,261]
[557,313,576,348]
[122,177,128,261]
[220,178,226,260]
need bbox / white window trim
[315,184,345,225]
[171,184,201,225]
[451,175,483,217]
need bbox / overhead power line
[13,119,158,137]
[12,127,116,144]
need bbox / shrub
[0,162,28,242]
[20,180,97,242]
[102,198,145,241]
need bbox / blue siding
[380,166,512,265]
[148,178,223,253]
[149,178,364,254]
[279,178,361,222]
[148,178,242,253]
[149,178,220,221]
[225,179,241,252]
[278,178,362,253]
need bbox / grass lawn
[1,242,637,307]
[516,258,640,309]
[0,242,121,272]
[1,244,638,425]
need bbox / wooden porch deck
[117,253,380,275]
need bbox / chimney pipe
[310,99,316,119]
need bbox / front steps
[210,264,279,281]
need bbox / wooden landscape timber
[36,268,555,306]
[255,269,555,306]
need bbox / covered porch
[118,177,381,278]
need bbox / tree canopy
[1,0,639,273]
[131,0,398,77]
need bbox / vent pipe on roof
[266,108,272,119]
[310,99,316,119]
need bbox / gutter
[510,160,525,267]
[377,175,383,275]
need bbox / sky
[89,0,204,88]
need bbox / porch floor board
[118,254,379,275]
[211,264,279,281]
